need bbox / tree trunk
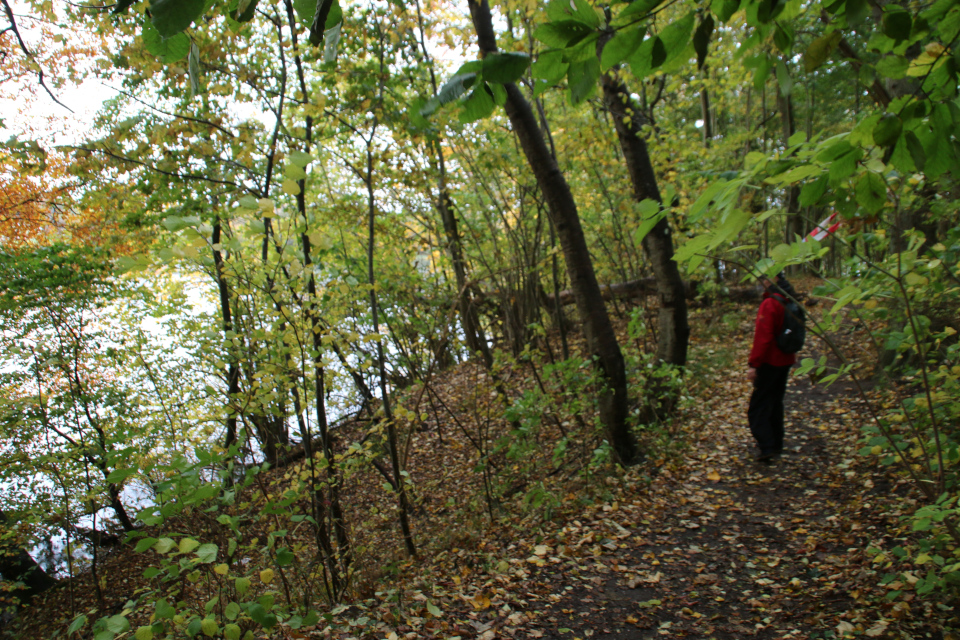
[599,63,690,368]
[778,87,803,245]
[0,511,57,602]
[468,0,636,463]
[211,218,241,453]
[700,67,713,148]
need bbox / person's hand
[747,367,757,381]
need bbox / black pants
[748,364,791,455]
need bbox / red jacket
[749,292,797,369]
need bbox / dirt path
[508,371,906,639]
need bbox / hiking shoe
[756,451,779,463]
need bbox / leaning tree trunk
[0,510,57,602]
[598,61,690,368]
[469,0,636,463]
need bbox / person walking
[747,274,797,462]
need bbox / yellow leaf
[214,563,229,575]
[260,568,275,584]
[706,470,721,482]
[281,179,300,196]
[179,538,200,554]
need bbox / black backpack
[772,293,806,354]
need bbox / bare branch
[1,0,75,113]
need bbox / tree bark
[468,0,636,464]
[599,63,690,368]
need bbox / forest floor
[8,301,959,640]
[339,310,959,640]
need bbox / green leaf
[828,149,860,183]
[293,0,315,26]
[223,624,241,640]
[615,0,665,24]
[533,50,569,84]
[135,537,160,553]
[601,25,645,70]
[534,21,594,48]
[634,209,666,245]
[830,284,863,314]
[322,0,342,29]
[154,538,175,554]
[775,59,793,96]
[855,172,887,214]
[714,0,741,22]
[752,53,772,91]
[135,627,154,640]
[323,21,342,64]
[186,617,202,637]
[845,0,869,26]
[756,0,786,23]
[224,602,241,621]
[150,0,207,38]
[872,113,902,147]
[459,85,496,123]
[904,130,926,169]
[482,52,530,83]
[799,175,829,206]
[196,543,218,563]
[437,72,477,107]
[693,14,714,69]
[773,22,793,54]
[238,194,259,209]
[427,601,442,617]
[200,618,218,637]
[905,271,927,286]
[651,36,667,67]
[188,41,201,98]
[302,610,320,627]
[142,22,190,63]
[567,58,600,105]
[770,243,792,262]
[230,0,259,22]
[258,593,275,611]
[156,599,176,620]
[571,0,600,27]
[235,576,251,596]
[106,467,137,484]
[657,12,695,65]
[675,234,713,272]
[276,548,295,566]
[882,7,912,41]
[288,150,313,167]
[876,54,909,79]
[284,164,307,180]
[106,615,131,635]
[67,615,88,635]
[804,31,841,72]
[712,207,752,246]
[113,0,136,15]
